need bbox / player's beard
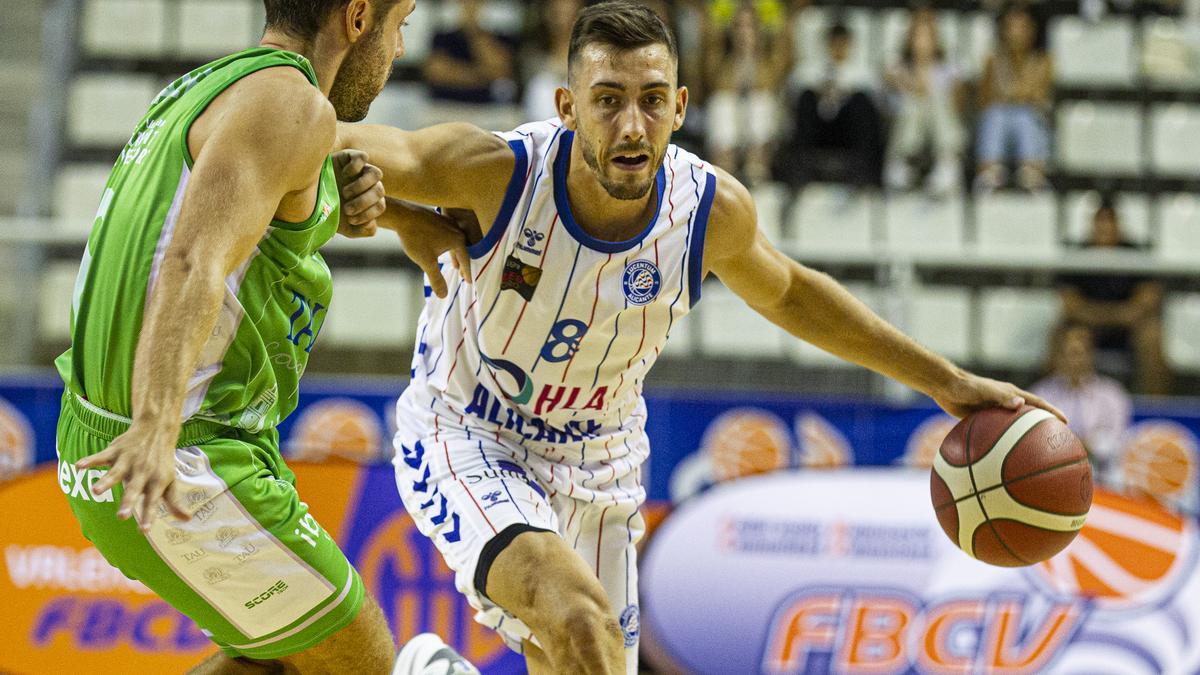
[328,25,393,122]
[578,130,659,201]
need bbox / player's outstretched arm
[78,70,337,528]
[703,168,1065,422]
[335,122,516,227]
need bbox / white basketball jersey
[402,119,717,458]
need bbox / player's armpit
[335,121,516,230]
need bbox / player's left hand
[932,371,1067,423]
[333,149,386,238]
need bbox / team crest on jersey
[501,255,542,301]
[622,260,662,306]
[518,228,546,255]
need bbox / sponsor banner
[6,375,1200,510]
[0,462,526,673]
[641,470,1200,675]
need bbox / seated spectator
[884,7,965,195]
[703,0,792,185]
[425,0,517,105]
[1031,324,1132,481]
[521,0,580,121]
[774,21,884,187]
[975,3,1053,192]
[1057,199,1171,394]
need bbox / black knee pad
[474,523,554,600]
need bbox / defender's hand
[333,149,386,238]
[76,425,192,531]
[932,371,1067,423]
[383,201,471,299]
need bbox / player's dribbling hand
[76,426,192,531]
[932,371,1068,424]
[333,149,386,238]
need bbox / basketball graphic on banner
[287,398,385,463]
[0,396,33,481]
[1118,421,1198,512]
[701,408,790,482]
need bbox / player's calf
[484,530,625,674]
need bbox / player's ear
[343,0,370,43]
[673,85,688,132]
[555,87,578,131]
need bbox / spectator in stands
[703,0,793,185]
[1057,200,1171,395]
[975,3,1053,192]
[1031,323,1132,479]
[775,21,884,187]
[425,0,517,104]
[521,0,580,121]
[884,7,965,196]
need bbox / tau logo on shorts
[619,604,640,647]
[622,260,661,306]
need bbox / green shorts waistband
[64,393,230,446]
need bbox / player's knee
[282,593,394,674]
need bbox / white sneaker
[394,634,481,675]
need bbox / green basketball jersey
[56,48,340,432]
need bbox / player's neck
[259,31,339,98]
[565,141,658,240]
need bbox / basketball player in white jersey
[340,2,1064,672]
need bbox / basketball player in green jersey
[57,0,476,672]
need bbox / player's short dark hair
[263,0,398,41]
[568,1,678,77]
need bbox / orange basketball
[930,406,1093,567]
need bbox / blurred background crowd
[4,0,1200,492]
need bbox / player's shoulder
[226,67,336,147]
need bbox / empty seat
[1157,194,1200,261]
[322,271,416,347]
[973,192,1058,257]
[957,12,995,76]
[1150,104,1200,178]
[699,284,786,359]
[67,74,158,146]
[1056,102,1144,175]
[1051,17,1137,87]
[1063,191,1151,245]
[39,262,82,341]
[787,184,876,255]
[396,0,434,64]
[908,286,972,363]
[1142,18,1200,88]
[883,194,964,255]
[976,288,1060,368]
[82,0,166,57]
[1165,293,1200,373]
[178,0,258,57]
[54,163,113,233]
[751,182,788,243]
[788,283,878,366]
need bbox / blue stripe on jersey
[478,127,565,333]
[688,172,717,308]
[468,139,530,258]
[552,131,666,254]
[666,164,701,336]
[531,241,583,373]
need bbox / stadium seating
[396,0,434,64]
[82,0,166,57]
[67,73,159,146]
[973,192,1058,257]
[882,194,964,255]
[321,270,417,347]
[1055,102,1145,175]
[700,284,787,359]
[1149,104,1200,178]
[53,163,111,233]
[1050,16,1138,87]
[1165,293,1200,373]
[907,286,972,363]
[37,262,80,341]
[1062,191,1151,245]
[178,0,259,58]
[1157,194,1200,261]
[750,182,787,244]
[878,9,960,69]
[787,184,877,255]
[796,7,877,80]
[957,12,995,75]
[976,287,1060,368]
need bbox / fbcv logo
[32,598,210,652]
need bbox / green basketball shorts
[55,393,364,660]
